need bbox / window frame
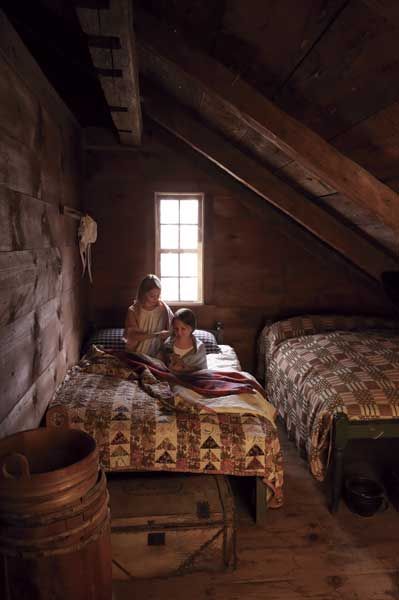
[155,192,204,305]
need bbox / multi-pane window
[155,193,203,303]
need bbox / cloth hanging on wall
[78,215,97,283]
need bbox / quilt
[47,346,284,507]
[260,315,399,480]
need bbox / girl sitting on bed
[123,274,173,357]
[162,308,207,372]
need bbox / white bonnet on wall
[78,214,98,283]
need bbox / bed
[46,327,284,523]
[258,314,399,511]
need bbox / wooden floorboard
[113,426,399,600]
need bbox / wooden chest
[107,473,236,579]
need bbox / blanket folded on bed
[80,347,264,409]
[111,350,265,397]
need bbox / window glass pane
[161,253,179,277]
[180,252,197,277]
[160,199,179,224]
[161,277,179,301]
[180,278,198,302]
[160,225,179,249]
[156,194,203,303]
[180,225,197,249]
[180,199,198,224]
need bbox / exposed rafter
[76,0,142,145]
[143,82,397,280]
[136,8,399,232]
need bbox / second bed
[258,314,399,510]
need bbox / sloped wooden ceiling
[132,3,399,271]
[4,0,399,278]
[136,0,399,256]
[141,77,394,279]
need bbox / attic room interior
[2,0,399,598]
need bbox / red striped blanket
[109,350,265,398]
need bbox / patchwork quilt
[47,346,283,508]
[259,315,399,481]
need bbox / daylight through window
[155,193,203,303]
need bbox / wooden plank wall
[85,125,394,371]
[0,13,85,438]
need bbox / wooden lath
[76,0,142,145]
[136,8,399,232]
[143,82,397,281]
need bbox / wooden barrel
[0,428,112,600]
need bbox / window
[155,193,204,303]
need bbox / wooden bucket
[0,428,112,600]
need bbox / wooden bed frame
[210,321,224,344]
[329,413,399,512]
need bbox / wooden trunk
[108,473,236,579]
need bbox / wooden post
[329,413,349,513]
[255,477,268,527]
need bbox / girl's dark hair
[136,274,161,303]
[173,308,196,331]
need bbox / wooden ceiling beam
[136,9,399,231]
[76,0,142,145]
[143,83,397,280]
